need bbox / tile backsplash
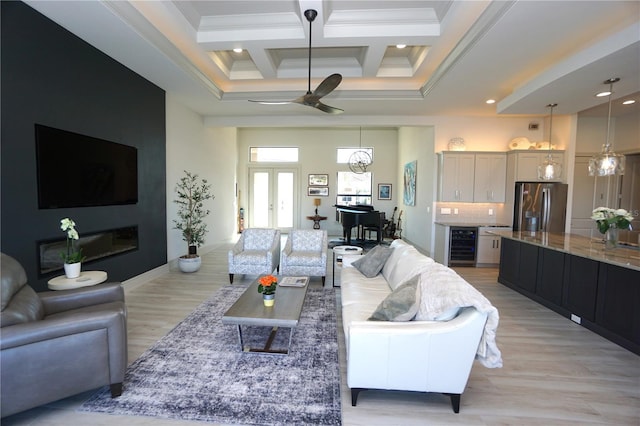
[435,202,510,225]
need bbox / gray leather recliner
[0,253,127,418]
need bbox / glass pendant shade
[588,145,625,176]
[588,78,625,177]
[537,103,561,180]
[537,153,563,180]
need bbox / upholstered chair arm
[0,308,125,351]
[39,282,124,316]
[231,233,245,255]
[0,307,127,389]
[282,235,293,256]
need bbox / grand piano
[335,205,385,245]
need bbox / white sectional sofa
[340,239,502,413]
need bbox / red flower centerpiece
[258,275,278,306]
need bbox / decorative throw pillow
[352,245,392,278]
[368,275,421,321]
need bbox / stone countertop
[488,230,640,272]
[435,222,511,228]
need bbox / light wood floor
[4,240,639,425]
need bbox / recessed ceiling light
[622,99,636,105]
[486,99,496,104]
[596,91,612,97]
[396,44,407,49]
[233,48,243,53]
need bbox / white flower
[67,229,79,240]
[60,218,76,231]
[614,209,633,221]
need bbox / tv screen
[35,124,138,209]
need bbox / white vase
[178,255,201,273]
[64,262,81,279]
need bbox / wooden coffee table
[221,276,309,354]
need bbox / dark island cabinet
[536,248,565,306]
[498,237,640,355]
[562,255,600,322]
[596,264,640,349]
[498,238,520,287]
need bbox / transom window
[336,148,373,163]
[250,147,299,162]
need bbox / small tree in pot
[173,171,214,272]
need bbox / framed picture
[308,187,329,196]
[308,174,328,186]
[378,183,392,200]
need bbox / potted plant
[60,217,86,278]
[258,274,278,306]
[173,171,214,272]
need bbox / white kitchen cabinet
[476,226,510,266]
[438,153,475,202]
[474,153,506,202]
[507,150,565,182]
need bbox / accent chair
[228,228,281,284]
[0,253,127,418]
[280,229,328,284]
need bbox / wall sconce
[314,198,321,215]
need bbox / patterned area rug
[80,286,341,425]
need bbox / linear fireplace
[38,226,138,276]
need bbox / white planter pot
[64,262,81,279]
[178,256,201,273]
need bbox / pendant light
[348,127,372,174]
[537,103,562,180]
[588,78,625,176]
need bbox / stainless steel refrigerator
[513,182,568,232]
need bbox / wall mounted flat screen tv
[35,124,138,209]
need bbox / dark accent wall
[1,2,167,291]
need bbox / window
[250,147,298,162]
[336,171,372,206]
[337,148,373,163]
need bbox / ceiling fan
[248,9,344,114]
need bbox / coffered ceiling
[25,1,640,125]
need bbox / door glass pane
[277,172,294,228]
[253,172,269,227]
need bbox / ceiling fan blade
[314,101,344,115]
[313,73,342,98]
[248,99,294,105]
[247,9,345,114]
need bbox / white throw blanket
[415,264,503,368]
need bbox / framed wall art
[403,160,416,206]
[308,174,328,186]
[308,187,329,196]
[378,183,392,200]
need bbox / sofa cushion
[383,246,435,290]
[352,245,392,278]
[368,275,421,321]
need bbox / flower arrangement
[60,217,85,264]
[591,207,634,234]
[258,275,278,295]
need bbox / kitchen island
[490,230,640,355]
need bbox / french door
[248,167,298,231]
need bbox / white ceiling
[25,0,640,126]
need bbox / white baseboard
[122,263,170,293]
